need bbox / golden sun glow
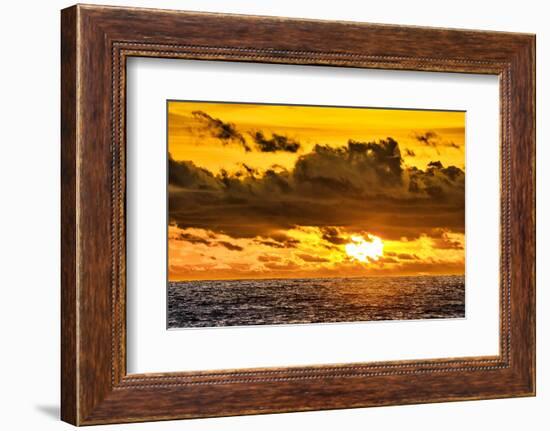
[344,235,384,263]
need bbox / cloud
[255,240,287,248]
[414,130,461,153]
[377,256,399,264]
[169,138,465,241]
[192,110,251,151]
[168,225,464,280]
[297,253,330,263]
[294,138,404,189]
[320,227,348,245]
[250,131,301,153]
[430,228,464,250]
[415,131,439,147]
[255,234,300,248]
[218,241,244,251]
[239,164,258,177]
[408,161,465,200]
[263,262,301,271]
[268,233,300,247]
[174,232,211,245]
[258,254,282,263]
[189,110,302,154]
[168,156,221,190]
[171,229,244,251]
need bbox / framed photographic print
[165,101,467,329]
[61,4,535,425]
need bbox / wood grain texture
[60,4,535,425]
[60,5,78,425]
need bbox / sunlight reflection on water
[168,275,465,329]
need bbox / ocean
[167,275,465,329]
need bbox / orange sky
[168,101,465,281]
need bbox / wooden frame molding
[61,4,535,425]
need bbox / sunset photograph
[167,101,466,328]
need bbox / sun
[345,234,384,263]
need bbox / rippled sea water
[167,275,465,328]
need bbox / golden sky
[168,101,465,281]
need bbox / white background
[127,59,500,373]
[0,0,547,430]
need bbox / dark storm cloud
[407,161,465,200]
[287,138,404,202]
[174,232,212,246]
[239,164,258,177]
[269,233,300,247]
[192,110,251,151]
[250,131,301,153]
[174,232,244,251]
[255,234,300,249]
[414,131,461,152]
[415,131,439,147]
[430,228,464,250]
[168,156,221,190]
[174,231,244,251]
[169,138,465,241]
[190,111,301,154]
[320,227,348,245]
[218,241,244,251]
